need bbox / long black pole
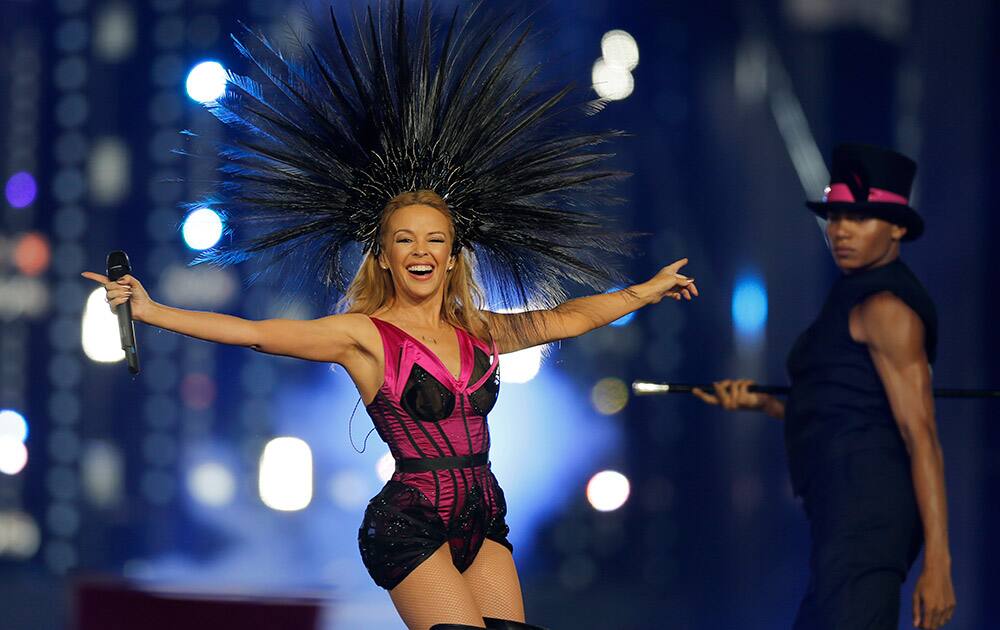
[632,381,1000,399]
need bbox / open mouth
[406,264,434,278]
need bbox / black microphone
[106,250,140,375]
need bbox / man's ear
[890,223,907,242]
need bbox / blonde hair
[341,190,490,340]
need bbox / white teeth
[407,265,433,272]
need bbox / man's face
[825,210,906,273]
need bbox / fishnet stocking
[390,544,486,630]
[462,539,525,622]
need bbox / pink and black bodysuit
[357,317,510,590]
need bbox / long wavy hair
[341,190,490,340]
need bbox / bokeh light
[187,461,236,507]
[180,373,216,410]
[592,58,634,101]
[0,410,28,443]
[0,437,29,475]
[81,288,126,363]
[259,437,313,511]
[606,288,636,327]
[181,207,224,250]
[88,137,130,206]
[329,470,371,509]
[5,172,37,208]
[732,272,768,340]
[94,3,136,62]
[586,470,630,512]
[609,311,635,327]
[590,377,629,415]
[0,511,41,559]
[499,345,543,384]
[13,232,51,276]
[375,451,395,483]
[185,60,228,103]
[601,30,639,70]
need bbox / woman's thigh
[461,539,525,622]
[389,543,485,630]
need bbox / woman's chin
[396,280,443,301]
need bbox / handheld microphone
[106,250,140,375]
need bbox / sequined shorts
[357,479,513,590]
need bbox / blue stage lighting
[185,60,228,103]
[182,207,224,250]
[606,288,635,327]
[732,273,768,339]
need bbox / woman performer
[693,145,955,630]
[85,3,698,629]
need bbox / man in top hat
[693,144,956,629]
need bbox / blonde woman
[86,3,699,628]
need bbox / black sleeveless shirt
[784,258,937,494]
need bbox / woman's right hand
[81,271,155,322]
[692,379,768,412]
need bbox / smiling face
[378,203,457,303]
[825,210,906,273]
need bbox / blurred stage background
[0,0,997,628]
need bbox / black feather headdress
[191,0,631,309]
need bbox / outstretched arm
[81,271,366,364]
[484,258,697,353]
[855,291,955,630]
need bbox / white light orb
[591,58,634,101]
[185,61,228,103]
[181,207,224,250]
[188,461,236,507]
[0,437,28,475]
[499,345,543,384]
[88,137,130,206]
[259,437,313,511]
[81,288,126,363]
[586,469,630,512]
[0,410,28,443]
[375,452,395,483]
[601,30,639,70]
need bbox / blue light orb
[606,288,636,327]
[5,172,37,208]
[732,273,768,340]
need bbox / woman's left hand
[641,258,698,303]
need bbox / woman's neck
[380,295,446,328]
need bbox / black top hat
[806,143,923,241]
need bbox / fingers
[714,380,736,410]
[691,387,719,405]
[106,287,132,301]
[664,257,689,274]
[913,591,922,629]
[81,271,109,284]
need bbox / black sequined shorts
[357,479,513,590]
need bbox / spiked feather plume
[191,0,631,309]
